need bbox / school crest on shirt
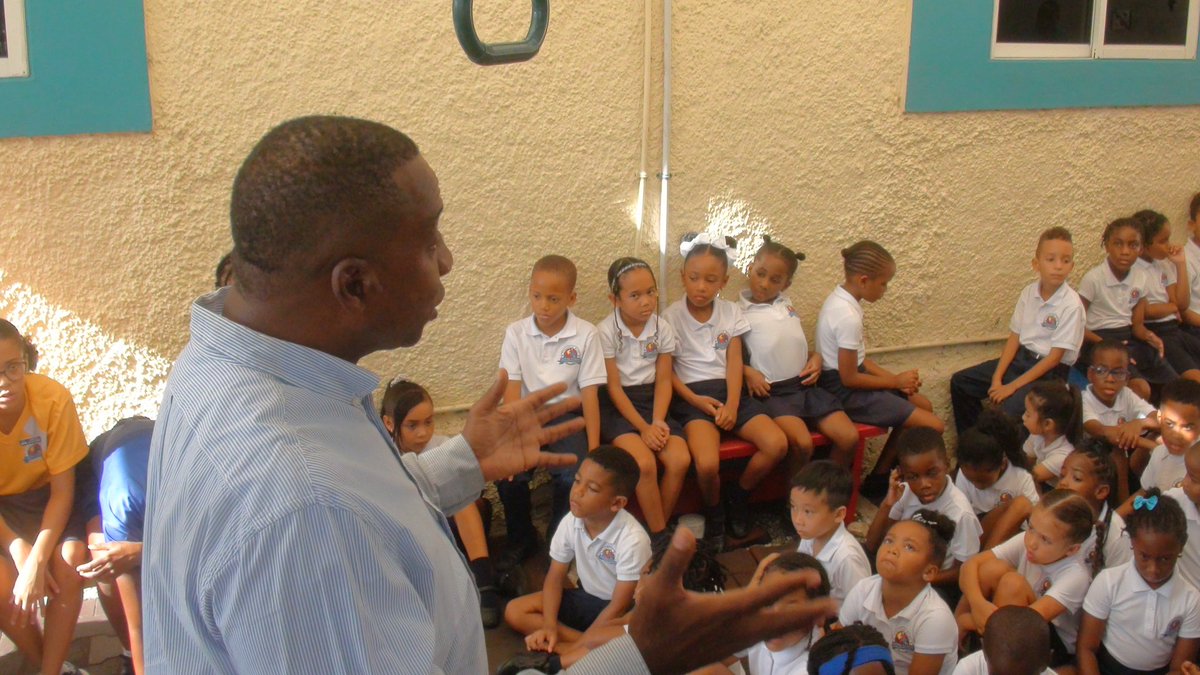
[1165,617,1183,638]
[999,491,1014,504]
[1117,417,1127,425]
[713,332,731,351]
[558,345,582,366]
[1042,313,1059,330]
[597,545,617,565]
[786,305,799,319]
[891,631,913,653]
[1130,289,1142,304]
[1039,577,1053,594]
[18,434,45,464]
[641,341,659,360]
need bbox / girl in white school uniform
[1057,441,1133,576]
[1077,488,1200,675]
[1134,209,1200,383]
[815,241,944,491]
[1077,216,1177,400]
[740,236,859,467]
[1022,380,1084,488]
[664,233,788,547]
[598,257,691,542]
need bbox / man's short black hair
[790,460,853,510]
[587,446,640,500]
[230,116,420,293]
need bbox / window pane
[1104,0,1190,46]
[997,0,1094,43]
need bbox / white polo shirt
[888,481,982,569]
[839,575,958,675]
[739,629,820,675]
[1185,239,1200,315]
[548,508,651,600]
[1082,504,1132,575]
[952,651,1055,675]
[1078,262,1150,331]
[738,291,810,384]
[1165,487,1200,590]
[1083,561,1200,671]
[1082,385,1156,427]
[597,312,677,387]
[816,285,866,369]
[499,312,607,404]
[1134,257,1178,324]
[797,522,872,603]
[992,532,1092,653]
[1141,444,1187,492]
[1022,434,1075,481]
[954,464,1040,516]
[1009,280,1086,366]
[662,298,751,384]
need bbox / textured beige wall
[1,1,1198,440]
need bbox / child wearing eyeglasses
[1082,339,1159,503]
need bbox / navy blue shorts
[669,379,772,429]
[817,367,915,429]
[754,376,843,421]
[557,587,609,632]
[599,383,684,442]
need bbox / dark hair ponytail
[1028,381,1082,445]
[379,379,431,429]
[0,319,38,371]
[607,257,654,296]
[1132,209,1169,252]
[754,235,806,281]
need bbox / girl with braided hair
[1058,440,1133,576]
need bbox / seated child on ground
[867,428,981,593]
[1119,378,1200,517]
[951,606,1054,675]
[841,511,960,675]
[950,226,1083,435]
[953,409,1039,549]
[1133,209,1200,385]
[1057,441,1133,575]
[792,460,872,603]
[807,623,896,675]
[497,254,606,568]
[503,446,651,655]
[1081,339,1159,502]
[1078,488,1200,675]
[1022,380,1083,489]
[1164,442,1200,590]
[957,490,1093,668]
[380,379,502,627]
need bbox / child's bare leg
[453,504,490,561]
[994,570,1037,607]
[87,526,131,653]
[503,591,546,636]
[1111,445,1132,504]
[0,556,44,667]
[1129,378,1152,401]
[552,626,583,654]
[815,411,859,468]
[771,415,813,480]
[735,416,788,490]
[685,421,722,507]
[980,497,1034,550]
[42,540,87,675]
[875,405,945,475]
[558,623,628,667]
[614,434,669,533]
[658,436,691,519]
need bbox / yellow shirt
[0,373,87,495]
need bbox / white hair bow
[679,232,735,261]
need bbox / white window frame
[0,0,29,79]
[992,0,1199,60]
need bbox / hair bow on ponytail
[679,232,736,261]
[1134,495,1159,511]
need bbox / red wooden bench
[666,423,887,525]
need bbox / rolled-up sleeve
[401,434,484,517]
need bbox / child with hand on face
[841,511,960,675]
[791,460,872,603]
[1120,378,1200,518]
[503,446,651,657]
[867,428,982,595]
[1077,488,1200,675]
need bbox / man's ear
[331,258,379,310]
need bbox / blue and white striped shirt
[144,290,650,674]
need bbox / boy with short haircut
[1082,339,1159,501]
[952,606,1054,675]
[790,460,871,602]
[503,446,651,655]
[950,227,1084,434]
[867,427,982,593]
[1164,442,1200,590]
[1119,378,1200,517]
[497,254,606,568]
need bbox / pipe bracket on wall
[453,0,549,65]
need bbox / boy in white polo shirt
[953,606,1055,675]
[790,460,871,603]
[1120,379,1200,518]
[1164,443,1200,591]
[950,227,1084,435]
[497,255,606,569]
[503,446,651,656]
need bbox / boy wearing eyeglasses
[1082,339,1160,501]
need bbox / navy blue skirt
[755,376,843,421]
[669,378,772,429]
[817,367,915,429]
[600,383,685,442]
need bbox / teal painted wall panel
[907,2,1200,112]
[0,1,151,138]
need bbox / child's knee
[995,571,1035,606]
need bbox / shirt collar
[1102,262,1130,287]
[865,577,931,622]
[574,510,626,544]
[527,311,579,339]
[189,289,380,402]
[737,290,789,311]
[833,285,862,311]
[681,300,719,329]
[815,523,849,563]
[1172,488,1200,524]
[1032,280,1070,306]
[1122,559,1175,597]
[612,310,656,340]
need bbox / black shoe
[479,586,502,629]
[496,565,528,598]
[726,490,751,540]
[702,505,725,553]
[496,651,562,675]
[495,538,538,572]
